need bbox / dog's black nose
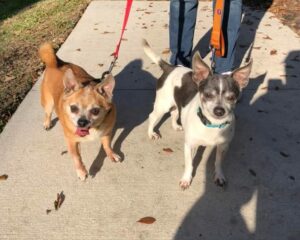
[213,107,225,117]
[77,118,90,128]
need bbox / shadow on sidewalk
[173,50,300,239]
[89,59,156,177]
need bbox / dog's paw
[76,167,88,181]
[179,176,192,190]
[214,173,227,187]
[148,132,161,140]
[108,152,121,162]
[172,124,183,131]
[43,121,51,131]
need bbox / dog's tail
[39,43,57,68]
[142,39,171,71]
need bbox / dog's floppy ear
[63,68,82,92]
[192,52,212,85]
[96,74,116,101]
[232,59,253,89]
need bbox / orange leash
[210,0,225,60]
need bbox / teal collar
[197,107,230,129]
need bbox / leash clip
[101,55,118,80]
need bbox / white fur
[148,67,235,189]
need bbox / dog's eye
[226,95,236,101]
[90,108,100,116]
[204,92,214,99]
[70,105,79,113]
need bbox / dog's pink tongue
[75,128,90,137]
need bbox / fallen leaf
[161,48,170,54]
[102,31,115,34]
[163,23,168,28]
[54,191,65,210]
[289,175,295,181]
[142,26,147,29]
[76,48,81,51]
[4,75,15,82]
[163,148,173,153]
[61,150,68,155]
[137,216,156,224]
[0,174,8,181]
[98,63,104,67]
[249,169,256,177]
[46,209,52,214]
[253,46,261,50]
[270,49,277,55]
[263,35,272,40]
[280,151,289,158]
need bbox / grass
[0,0,91,133]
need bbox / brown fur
[39,43,120,180]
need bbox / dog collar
[197,107,230,129]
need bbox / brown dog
[39,43,120,180]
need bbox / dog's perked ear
[192,52,212,85]
[63,68,82,92]
[96,74,116,101]
[232,59,253,89]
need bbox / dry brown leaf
[98,63,104,67]
[46,209,52,215]
[161,48,170,54]
[61,150,68,155]
[280,151,289,158]
[0,174,8,181]
[163,148,173,153]
[4,75,15,82]
[102,31,114,34]
[263,35,272,40]
[270,49,277,55]
[76,48,81,51]
[54,191,65,210]
[137,216,156,224]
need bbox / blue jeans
[169,0,242,73]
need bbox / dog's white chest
[182,97,235,147]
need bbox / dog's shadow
[89,59,156,177]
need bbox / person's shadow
[173,50,300,239]
[89,59,156,177]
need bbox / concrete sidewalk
[0,1,299,239]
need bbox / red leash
[101,0,133,79]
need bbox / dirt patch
[244,0,300,36]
